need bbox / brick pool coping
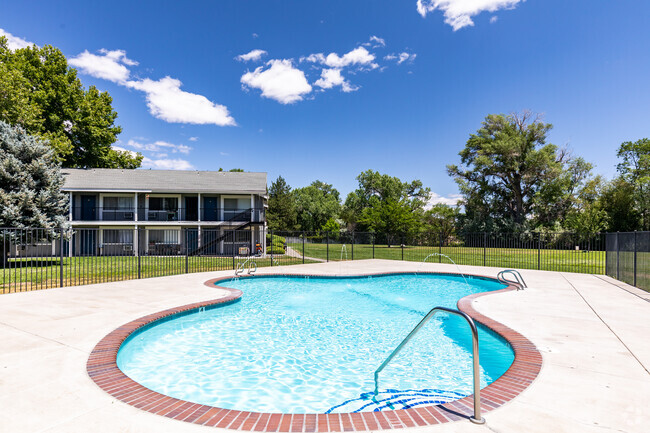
[87,272,542,431]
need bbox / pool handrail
[235,258,257,276]
[497,269,527,289]
[373,306,485,425]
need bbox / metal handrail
[497,269,527,289]
[235,258,257,275]
[373,306,485,424]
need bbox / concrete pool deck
[0,260,648,433]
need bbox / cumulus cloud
[314,68,357,92]
[305,46,377,69]
[416,0,523,30]
[69,49,137,83]
[236,49,267,62]
[69,47,236,126]
[124,139,191,154]
[188,137,198,142]
[386,52,417,64]
[112,145,140,158]
[0,28,35,50]
[490,15,498,23]
[368,35,386,47]
[426,192,463,207]
[241,59,312,104]
[126,77,236,126]
[141,156,194,170]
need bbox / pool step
[326,388,467,413]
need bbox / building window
[149,197,178,210]
[148,230,179,244]
[103,197,133,209]
[103,229,133,244]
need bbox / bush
[267,245,285,255]
[266,233,286,246]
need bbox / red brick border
[87,272,541,430]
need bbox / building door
[204,197,219,221]
[81,195,96,220]
[185,197,198,221]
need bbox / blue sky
[2,0,650,203]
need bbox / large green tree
[293,180,341,232]
[0,121,68,228]
[448,112,594,231]
[0,37,142,168]
[600,178,640,232]
[343,170,429,242]
[267,176,298,231]
[422,204,460,243]
[615,138,650,230]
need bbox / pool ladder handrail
[235,258,257,276]
[497,269,527,290]
[373,306,485,425]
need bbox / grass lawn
[1,254,310,293]
[290,242,606,274]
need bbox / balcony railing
[70,207,265,223]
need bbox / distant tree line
[268,112,650,237]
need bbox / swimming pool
[117,273,514,414]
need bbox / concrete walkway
[0,260,648,433]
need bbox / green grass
[1,254,312,293]
[291,242,606,274]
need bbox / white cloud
[125,139,191,154]
[188,137,198,142]
[314,68,357,93]
[236,49,267,62]
[369,35,386,47]
[0,28,35,50]
[306,46,377,69]
[426,192,463,207]
[490,15,498,23]
[384,54,397,61]
[69,49,137,83]
[141,156,194,170]
[398,52,417,64]
[241,59,312,104]
[126,77,236,126]
[416,0,523,30]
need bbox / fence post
[483,232,487,267]
[401,235,404,261]
[538,233,541,270]
[232,231,236,270]
[616,232,620,280]
[351,232,354,261]
[326,232,329,262]
[270,229,273,266]
[372,233,375,259]
[438,232,442,263]
[138,228,141,279]
[302,231,305,265]
[185,229,189,274]
[59,228,64,288]
[634,231,637,287]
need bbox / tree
[267,176,298,231]
[343,170,430,243]
[448,112,594,231]
[321,217,341,239]
[616,138,650,230]
[422,204,460,243]
[0,121,68,228]
[293,180,341,232]
[564,176,608,233]
[0,37,142,168]
[600,178,640,232]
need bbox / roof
[61,169,267,194]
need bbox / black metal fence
[1,227,610,294]
[606,231,650,292]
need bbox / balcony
[71,207,265,223]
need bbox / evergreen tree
[0,121,68,228]
[267,176,298,231]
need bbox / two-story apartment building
[62,168,267,256]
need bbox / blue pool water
[117,274,514,413]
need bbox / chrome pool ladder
[497,269,527,289]
[235,258,257,276]
[373,306,485,424]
